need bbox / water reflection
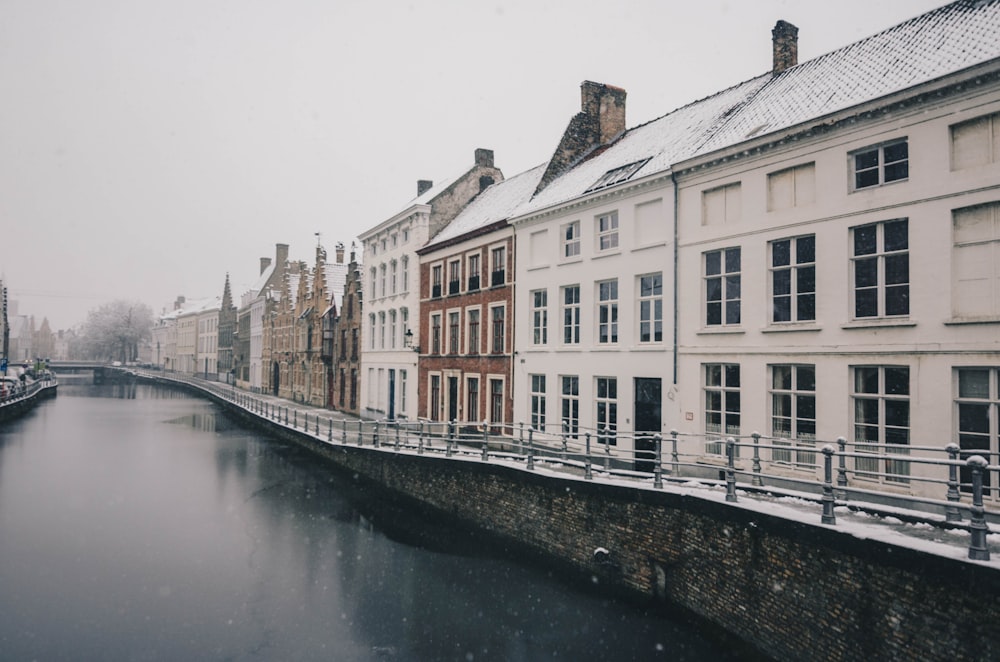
[0,384,751,661]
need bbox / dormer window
[584,158,651,194]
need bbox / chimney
[259,257,272,275]
[335,242,345,264]
[174,295,186,310]
[772,20,798,75]
[275,243,289,266]
[417,180,434,196]
[581,81,627,145]
[474,148,494,168]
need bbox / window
[467,309,480,354]
[952,203,1000,318]
[391,233,398,248]
[955,368,999,495]
[466,376,479,423]
[705,248,741,326]
[431,264,443,298]
[370,268,377,299]
[389,310,397,349]
[595,377,617,445]
[562,221,580,258]
[430,375,441,421]
[638,273,663,343]
[467,254,481,291]
[584,158,651,193]
[596,212,619,251]
[951,112,1000,170]
[531,290,548,345]
[399,369,407,414]
[702,183,741,226]
[530,374,546,432]
[491,305,505,354]
[852,366,910,483]
[561,376,579,438]
[770,365,817,468]
[491,246,506,286]
[705,364,740,452]
[401,308,409,340]
[431,314,441,354]
[380,264,387,297]
[381,238,387,252]
[852,140,908,190]
[368,314,375,349]
[448,311,460,354]
[401,256,409,292]
[767,163,816,211]
[402,228,410,244]
[851,220,908,318]
[378,312,386,349]
[390,260,398,294]
[562,285,580,344]
[771,236,816,323]
[597,280,619,343]
[448,259,461,295]
[489,379,504,432]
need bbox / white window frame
[466,306,481,355]
[530,374,546,433]
[850,219,909,320]
[769,364,817,469]
[704,363,740,455]
[705,247,741,327]
[562,220,581,259]
[954,367,999,498]
[596,211,619,252]
[638,273,663,343]
[851,365,911,484]
[560,375,579,439]
[769,235,816,324]
[595,376,618,446]
[851,139,909,191]
[531,289,548,345]
[562,285,581,344]
[597,279,619,344]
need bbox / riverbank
[0,379,58,423]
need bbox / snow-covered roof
[426,164,547,248]
[322,261,349,310]
[175,296,220,318]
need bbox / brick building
[327,244,363,414]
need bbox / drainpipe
[671,170,679,386]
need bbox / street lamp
[404,329,419,353]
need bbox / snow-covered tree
[81,300,153,362]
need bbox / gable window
[448,259,461,295]
[491,246,506,286]
[770,364,817,468]
[595,377,618,445]
[852,139,908,190]
[597,279,618,344]
[431,264,443,298]
[705,247,741,326]
[955,367,999,495]
[768,162,816,211]
[770,235,816,323]
[638,273,663,343]
[702,183,741,226]
[561,375,579,439]
[467,309,480,354]
[852,365,910,484]
[562,285,580,344]
[951,112,1000,170]
[467,253,481,291]
[530,374,546,432]
[596,212,619,251]
[531,290,548,345]
[562,221,581,258]
[952,202,1000,319]
[851,219,908,319]
[584,158,651,193]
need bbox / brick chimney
[259,257,271,275]
[534,81,627,195]
[417,180,434,196]
[174,295,186,310]
[772,20,798,75]
[335,242,345,264]
[474,148,494,168]
[275,243,289,267]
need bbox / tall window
[448,259,461,295]
[770,365,817,468]
[563,221,580,258]
[951,112,1000,170]
[705,248,741,326]
[771,235,816,323]
[852,366,910,483]
[851,220,909,319]
[491,305,505,354]
[638,273,663,343]
[370,268,377,299]
[430,375,441,421]
[596,212,619,251]
[562,285,580,344]
[399,369,407,414]
[491,246,506,286]
[955,368,999,495]
[705,364,740,451]
[489,379,504,432]
[467,309,480,354]
[561,376,579,438]
[531,290,548,345]
[431,314,441,354]
[401,256,409,292]
[852,139,908,190]
[400,308,409,340]
[431,265,443,298]
[389,310,397,349]
[368,314,375,349]
[467,253,481,290]
[448,311,460,354]
[597,280,619,343]
[380,264,387,297]
[379,312,386,349]
[595,377,618,445]
[466,376,479,423]
[390,260,398,294]
[952,203,1000,318]
[530,374,546,432]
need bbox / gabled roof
[358,168,470,241]
[425,164,547,249]
[322,261,349,310]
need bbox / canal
[0,384,750,661]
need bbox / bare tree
[81,300,153,362]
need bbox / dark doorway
[388,369,396,420]
[634,378,662,472]
[448,376,459,423]
[272,362,280,396]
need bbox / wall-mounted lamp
[404,329,420,353]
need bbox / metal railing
[0,377,57,406]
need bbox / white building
[357,148,502,420]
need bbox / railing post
[653,434,663,489]
[293,409,297,429]
[357,420,363,446]
[518,422,525,456]
[395,420,401,451]
[315,414,320,435]
[284,407,288,425]
[341,418,347,443]
[821,445,837,525]
[836,436,848,501]
[328,418,333,442]
[751,431,763,486]
[602,426,611,471]
[527,427,535,471]
[967,456,990,561]
[670,429,679,477]
[561,420,568,461]
[418,421,425,454]
[584,432,593,480]
[446,420,454,457]
[945,443,962,522]
[725,437,737,503]
[373,420,380,448]
[481,421,489,461]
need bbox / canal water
[0,384,749,661]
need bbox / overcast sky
[0,0,947,330]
